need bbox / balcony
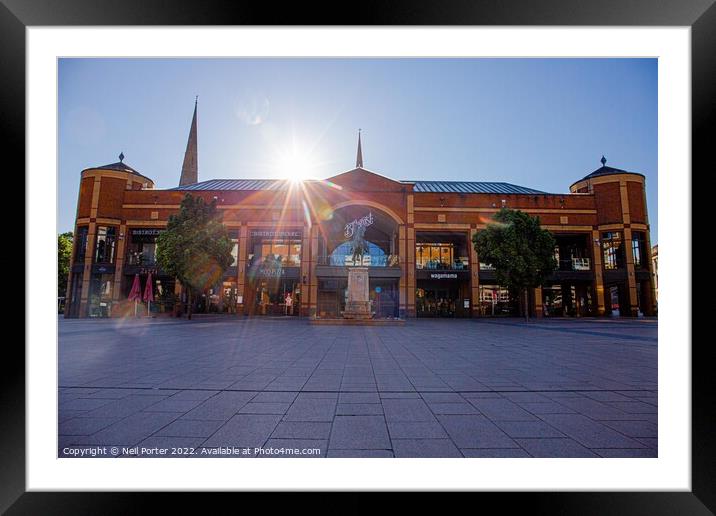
[417,260,468,271]
[127,254,156,266]
[317,254,400,268]
[556,257,591,272]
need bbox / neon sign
[344,211,374,239]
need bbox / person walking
[285,292,293,316]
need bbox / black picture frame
[5,0,712,511]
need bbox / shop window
[74,226,89,263]
[602,231,624,270]
[229,230,239,266]
[94,226,117,264]
[88,273,113,317]
[416,243,465,270]
[126,228,162,265]
[251,235,302,267]
[631,232,646,269]
[478,285,513,316]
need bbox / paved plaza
[58,317,657,458]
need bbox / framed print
[4,0,713,511]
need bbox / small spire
[119,151,124,163]
[601,155,607,166]
[356,129,363,168]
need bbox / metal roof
[409,181,546,194]
[170,178,546,195]
[83,161,154,183]
[169,179,289,191]
[576,165,645,183]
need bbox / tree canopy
[156,194,233,316]
[472,208,556,318]
[58,231,74,297]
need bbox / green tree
[58,231,74,297]
[156,194,233,319]
[472,208,557,321]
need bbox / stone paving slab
[58,318,658,458]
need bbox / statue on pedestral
[349,224,369,265]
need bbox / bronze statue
[349,224,369,265]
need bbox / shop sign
[130,228,164,242]
[250,230,302,238]
[344,211,374,238]
[258,268,287,278]
[430,273,458,279]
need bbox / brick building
[64,105,656,319]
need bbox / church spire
[179,97,198,186]
[356,129,363,168]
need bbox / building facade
[64,108,656,320]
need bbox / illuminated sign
[344,211,374,239]
[250,230,302,238]
[429,273,458,279]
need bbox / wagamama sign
[344,211,374,239]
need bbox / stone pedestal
[343,267,372,319]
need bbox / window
[416,243,461,269]
[94,226,117,264]
[75,226,89,263]
[602,231,624,270]
[251,237,302,267]
[229,230,239,266]
[632,232,646,268]
[126,228,162,265]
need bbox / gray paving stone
[494,421,565,438]
[437,415,519,449]
[427,402,480,415]
[81,394,169,418]
[336,403,384,415]
[271,421,333,439]
[393,439,462,458]
[284,399,337,422]
[327,449,394,458]
[339,392,381,404]
[182,391,257,420]
[517,438,599,458]
[329,416,391,450]
[143,398,205,413]
[419,392,466,403]
[468,398,538,421]
[60,398,116,411]
[202,414,282,448]
[517,401,577,415]
[461,448,531,458]
[251,391,299,403]
[169,390,219,401]
[538,414,646,448]
[387,421,448,439]
[238,402,292,415]
[594,448,658,458]
[59,417,122,436]
[79,412,180,446]
[154,419,225,438]
[601,420,658,438]
[382,399,436,422]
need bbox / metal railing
[316,255,400,267]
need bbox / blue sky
[58,58,657,241]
